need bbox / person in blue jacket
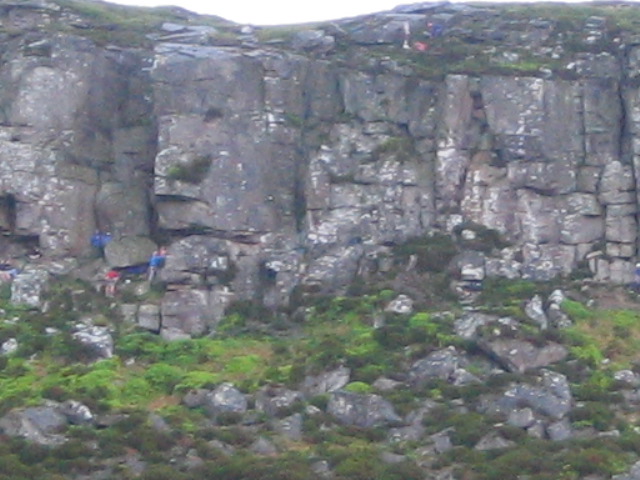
[91,230,112,257]
[148,246,167,282]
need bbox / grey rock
[302,366,350,397]
[161,289,217,337]
[0,404,67,445]
[524,295,548,330]
[373,377,405,391]
[474,431,516,450]
[11,269,49,308]
[454,311,501,339]
[613,460,640,480]
[431,429,453,454]
[71,324,114,360]
[388,421,425,443]
[381,451,407,464]
[104,236,156,268]
[614,370,640,388]
[384,294,414,314]
[60,400,93,425]
[547,418,572,441]
[507,408,535,428]
[328,391,402,428]
[250,436,278,455]
[273,413,303,441]
[291,30,335,53]
[480,370,572,420]
[255,386,304,417]
[183,389,208,408]
[479,338,568,373]
[137,304,161,332]
[311,460,333,478]
[0,337,18,355]
[203,383,247,416]
[409,346,462,385]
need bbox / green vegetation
[49,0,233,47]
[0,275,637,478]
[166,155,212,184]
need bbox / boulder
[474,431,516,450]
[409,346,462,385]
[203,383,247,416]
[60,400,93,425]
[183,389,208,408]
[478,339,568,373]
[255,386,304,417]
[0,337,17,355]
[480,370,572,420]
[524,295,548,330]
[0,404,67,445]
[384,294,414,314]
[11,269,49,308]
[546,418,573,441]
[272,413,303,441]
[302,366,350,397]
[104,236,156,268]
[71,324,114,360]
[328,391,402,428]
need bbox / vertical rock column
[625,46,640,280]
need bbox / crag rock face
[2,0,640,330]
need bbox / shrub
[344,381,373,394]
[143,363,184,394]
[166,155,212,184]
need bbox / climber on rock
[148,246,167,283]
[91,230,112,257]
[105,269,120,297]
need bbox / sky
[107,0,598,26]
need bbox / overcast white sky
[107,0,597,25]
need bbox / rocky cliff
[2,0,640,336]
[4,2,640,480]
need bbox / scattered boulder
[478,338,568,373]
[250,436,278,456]
[71,324,114,360]
[524,295,548,330]
[479,370,573,420]
[409,346,462,385]
[302,366,351,397]
[272,413,303,441]
[328,391,402,428]
[203,383,247,417]
[0,337,17,355]
[11,269,49,308]
[255,386,304,417]
[474,431,516,450]
[0,403,68,445]
[183,389,208,408]
[60,400,93,425]
[384,294,414,314]
[546,418,572,441]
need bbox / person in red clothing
[105,269,120,297]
